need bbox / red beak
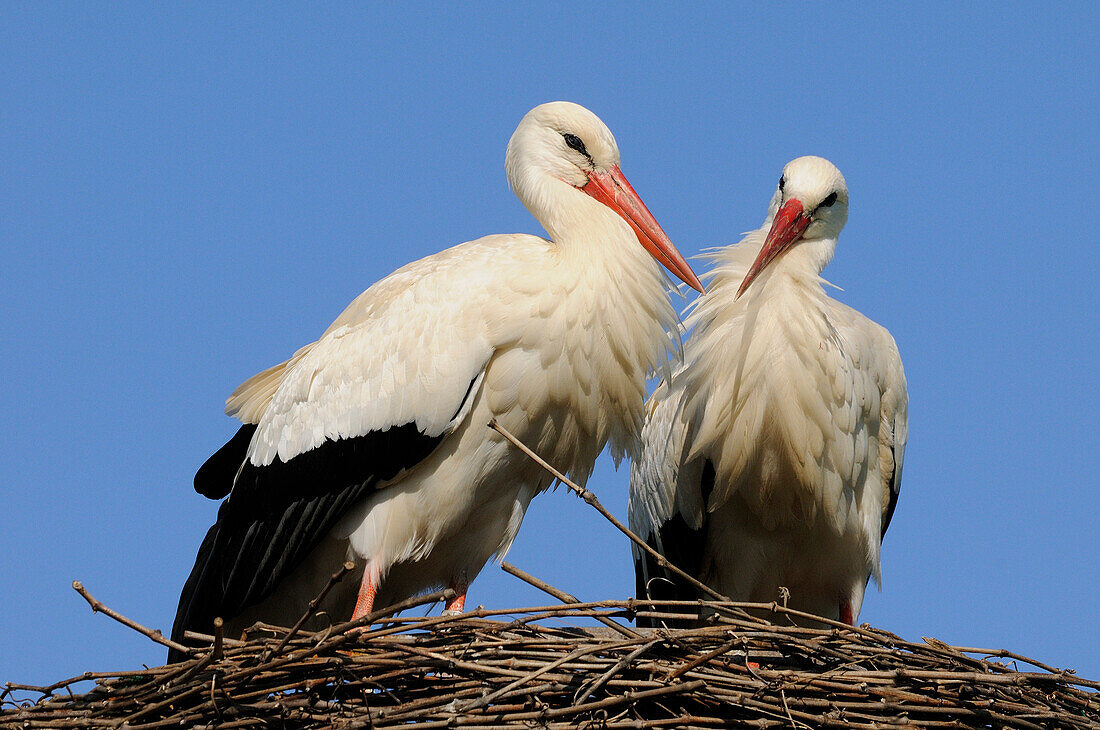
[581,166,705,294]
[736,198,811,299]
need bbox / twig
[666,637,739,680]
[167,618,225,688]
[221,588,457,692]
[182,630,245,648]
[780,688,813,729]
[501,561,637,639]
[488,419,729,603]
[72,580,194,657]
[526,679,709,722]
[271,561,355,656]
[211,617,224,661]
[323,587,456,639]
[576,637,662,704]
[460,636,650,712]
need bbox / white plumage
[629,156,907,625]
[171,102,702,654]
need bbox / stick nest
[5,426,1097,728]
[4,597,1098,729]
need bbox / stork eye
[778,176,786,193]
[562,133,589,157]
[819,192,838,208]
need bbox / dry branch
[71,580,194,658]
[489,418,732,604]
[501,561,637,639]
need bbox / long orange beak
[736,198,812,299]
[581,166,704,293]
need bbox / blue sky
[3,4,1097,691]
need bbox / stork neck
[771,235,837,284]
[534,177,640,255]
[708,232,838,307]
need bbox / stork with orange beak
[171,102,703,659]
[630,156,907,626]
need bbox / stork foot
[348,562,380,634]
[442,571,469,616]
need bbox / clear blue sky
[3,4,1097,691]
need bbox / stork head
[737,156,849,298]
[507,102,703,293]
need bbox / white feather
[216,102,690,630]
[629,156,908,623]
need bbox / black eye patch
[562,133,589,158]
[819,192,838,208]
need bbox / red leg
[444,591,466,614]
[443,570,469,615]
[839,600,854,626]
[351,562,379,624]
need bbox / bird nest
[5,426,1098,728]
[4,574,1099,730]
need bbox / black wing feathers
[880,439,902,538]
[635,459,715,628]
[194,423,256,499]
[170,423,443,661]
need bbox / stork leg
[839,599,854,626]
[443,569,469,615]
[350,561,380,631]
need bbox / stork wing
[827,302,908,543]
[172,241,505,652]
[873,326,907,537]
[628,381,710,620]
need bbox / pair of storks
[170,102,907,659]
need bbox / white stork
[629,156,907,626]
[170,102,703,658]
